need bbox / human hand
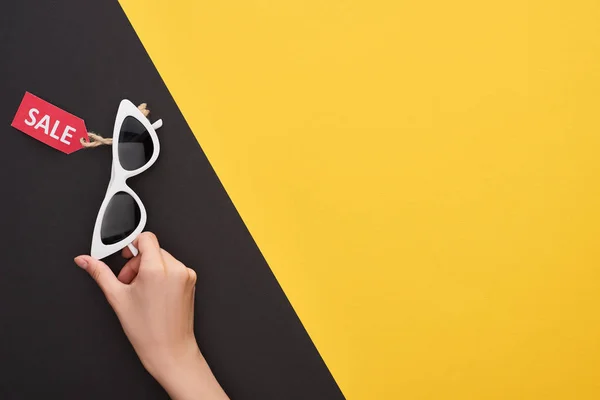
[75,232,228,400]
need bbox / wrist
[146,338,204,382]
[147,341,228,400]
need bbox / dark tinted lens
[101,192,141,245]
[118,116,154,171]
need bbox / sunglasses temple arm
[127,242,139,257]
[123,119,161,258]
[120,118,160,258]
[152,119,163,130]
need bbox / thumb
[75,255,123,303]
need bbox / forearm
[151,346,229,400]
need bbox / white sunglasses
[90,99,163,259]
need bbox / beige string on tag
[80,103,151,148]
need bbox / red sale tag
[11,92,88,154]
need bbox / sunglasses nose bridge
[120,178,135,192]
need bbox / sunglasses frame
[90,99,163,259]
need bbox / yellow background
[120,0,600,398]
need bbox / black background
[0,1,344,398]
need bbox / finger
[121,245,134,259]
[134,232,163,270]
[74,255,122,304]
[117,256,142,284]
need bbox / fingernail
[74,256,88,270]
